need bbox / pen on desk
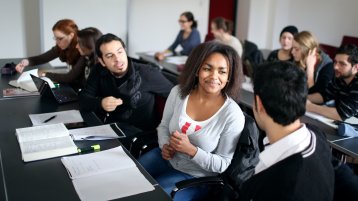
[43,115,57,123]
[77,144,101,153]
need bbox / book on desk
[8,69,55,92]
[15,123,77,162]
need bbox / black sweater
[239,130,334,201]
[79,58,173,130]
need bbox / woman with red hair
[15,19,86,90]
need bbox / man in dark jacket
[80,33,173,131]
[240,61,334,201]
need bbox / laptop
[30,74,78,104]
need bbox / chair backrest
[341,35,358,47]
[242,40,264,78]
[220,113,260,198]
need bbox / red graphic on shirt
[195,125,201,131]
[181,122,191,134]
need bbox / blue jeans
[138,148,208,201]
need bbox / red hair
[52,19,80,66]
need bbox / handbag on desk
[1,62,17,75]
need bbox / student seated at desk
[75,27,102,86]
[139,42,245,200]
[307,44,358,121]
[15,19,86,91]
[291,31,334,94]
[155,11,201,61]
[79,33,173,131]
[210,17,243,57]
[240,61,334,201]
[267,25,298,62]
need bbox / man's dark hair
[253,61,307,125]
[179,41,243,102]
[336,44,358,66]
[95,33,126,59]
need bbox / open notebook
[8,69,45,92]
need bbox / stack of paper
[61,146,154,201]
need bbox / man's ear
[353,63,358,74]
[99,57,106,67]
[255,95,266,114]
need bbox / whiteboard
[40,0,127,66]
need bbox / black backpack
[217,113,260,200]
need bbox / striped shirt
[322,75,358,120]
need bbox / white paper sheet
[69,124,124,141]
[61,146,154,201]
[165,56,187,65]
[29,110,84,126]
[305,112,337,129]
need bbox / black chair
[131,113,260,200]
[129,95,166,158]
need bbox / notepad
[15,123,77,162]
[61,146,154,201]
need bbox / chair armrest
[170,176,224,198]
[129,130,158,158]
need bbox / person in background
[155,11,201,61]
[267,25,298,62]
[75,27,102,86]
[291,31,334,94]
[80,33,173,132]
[240,61,334,201]
[15,19,86,90]
[139,42,245,200]
[210,17,243,57]
[307,44,358,121]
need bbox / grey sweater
[157,86,245,177]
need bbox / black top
[79,58,174,130]
[239,129,334,201]
[266,49,294,62]
[322,75,358,120]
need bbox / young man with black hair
[240,61,334,201]
[80,33,173,131]
[307,44,358,121]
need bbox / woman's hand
[15,59,29,73]
[305,48,317,88]
[155,52,165,61]
[37,69,46,77]
[161,144,176,160]
[169,130,197,157]
[101,96,123,112]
